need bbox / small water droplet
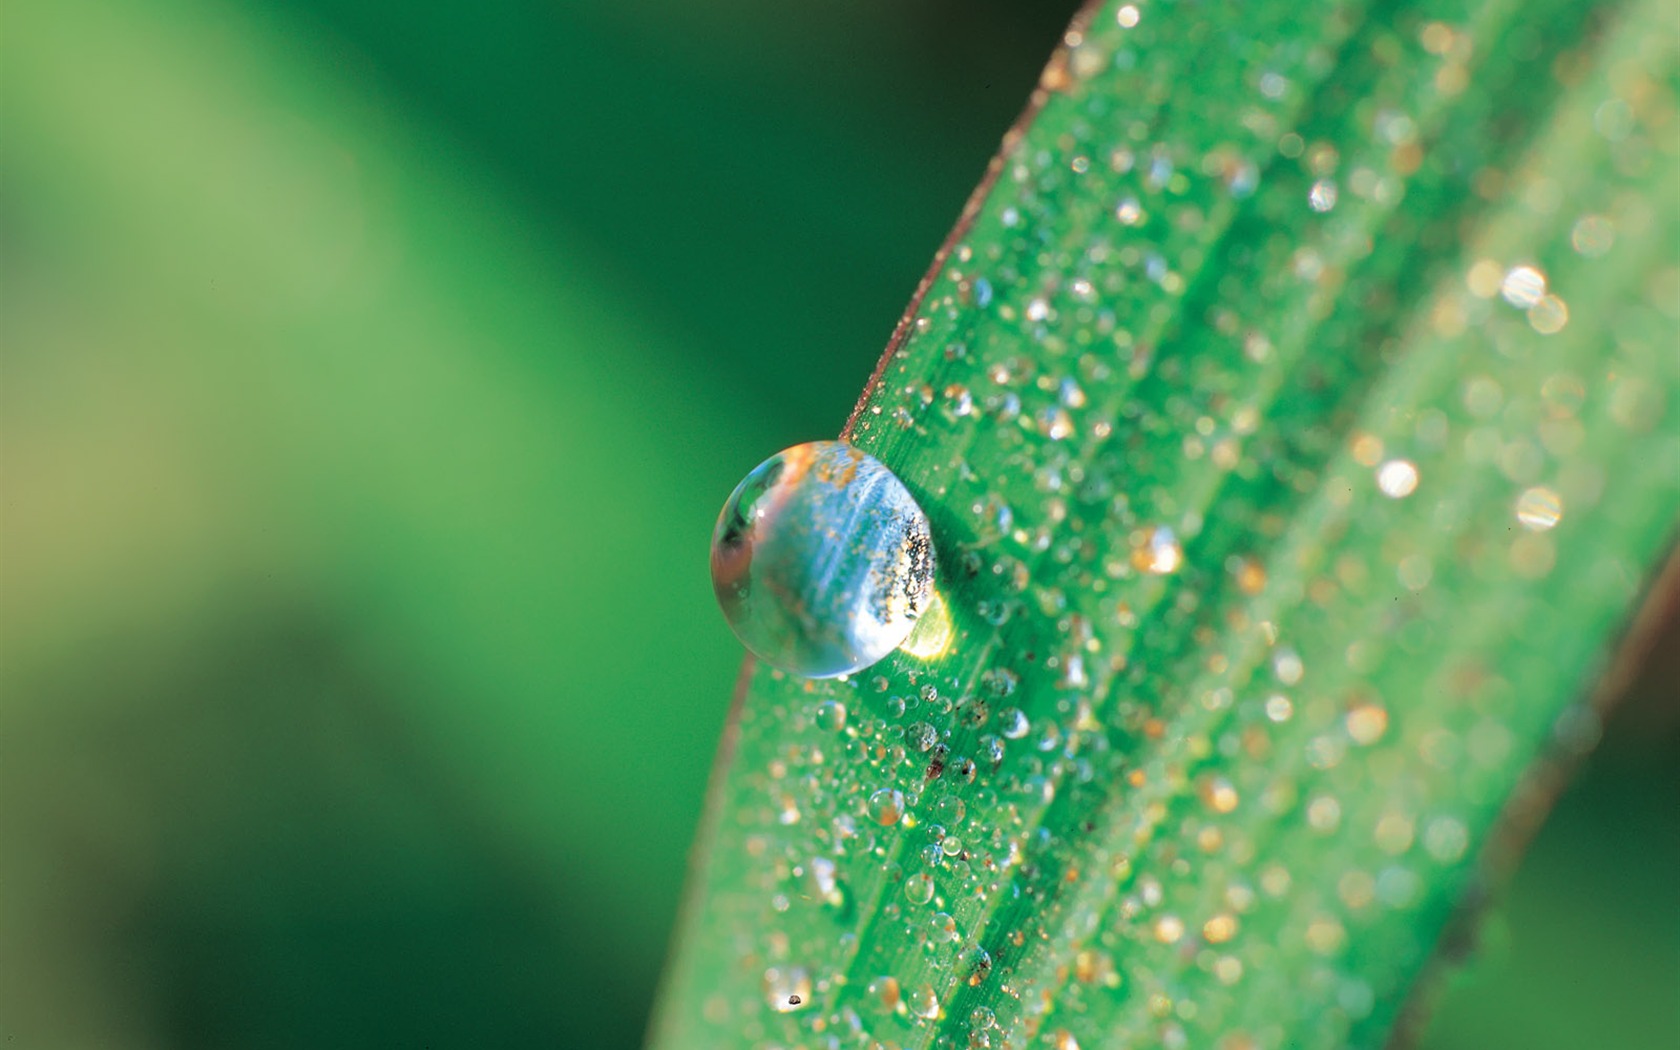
[763,967,812,1013]
[815,700,848,733]
[1203,914,1238,943]
[866,975,901,1014]
[908,722,939,752]
[908,983,942,1020]
[1345,704,1389,745]
[944,383,975,416]
[1198,776,1240,813]
[1528,294,1568,334]
[1152,914,1185,943]
[981,667,1019,698]
[1571,215,1614,257]
[869,788,905,827]
[1376,459,1419,498]
[1514,486,1563,530]
[1307,795,1342,833]
[1499,265,1547,308]
[1132,525,1183,575]
[904,872,935,905]
[1273,647,1306,687]
[930,911,958,943]
[1423,816,1469,862]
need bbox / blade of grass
[651,1,1680,1048]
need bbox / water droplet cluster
[656,3,1679,1048]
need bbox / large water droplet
[711,441,936,678]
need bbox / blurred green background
[2,1,1675,1047]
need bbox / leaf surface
[651,2,1680,1047]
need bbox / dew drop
[1571,215,1614,257]
[809,856,838,899]
[763,967,811,1013]
[1203,914,1239,943]
[1307,795,1342,833]
[1305,916,1346,955]
[815,699,848,733]
[711,441,936,678]
[981,667,1020,698]
[1152,914,1185,943]
[1514,486,1563,530]
[1423,815,1469,862]
[1345,703,1389,745]
[908,983,942,1020]
[1273,648,1304,685]
[1499,265,1547,308]
[945,383,976,416]
[869,787,905,827]
[930,911,958,943]
[1376,459,1419,498]
[909,722,939,752]
[1132,525,1184,575]
[808,856,851,914]
[1198,775,1240,814]
[1528,294,1569,334]
[934,794,967,825]
[866,975,901,1014]
[904,872,936,905]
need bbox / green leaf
[651,1,1680,1048]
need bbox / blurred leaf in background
[0,1,1674,1048]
